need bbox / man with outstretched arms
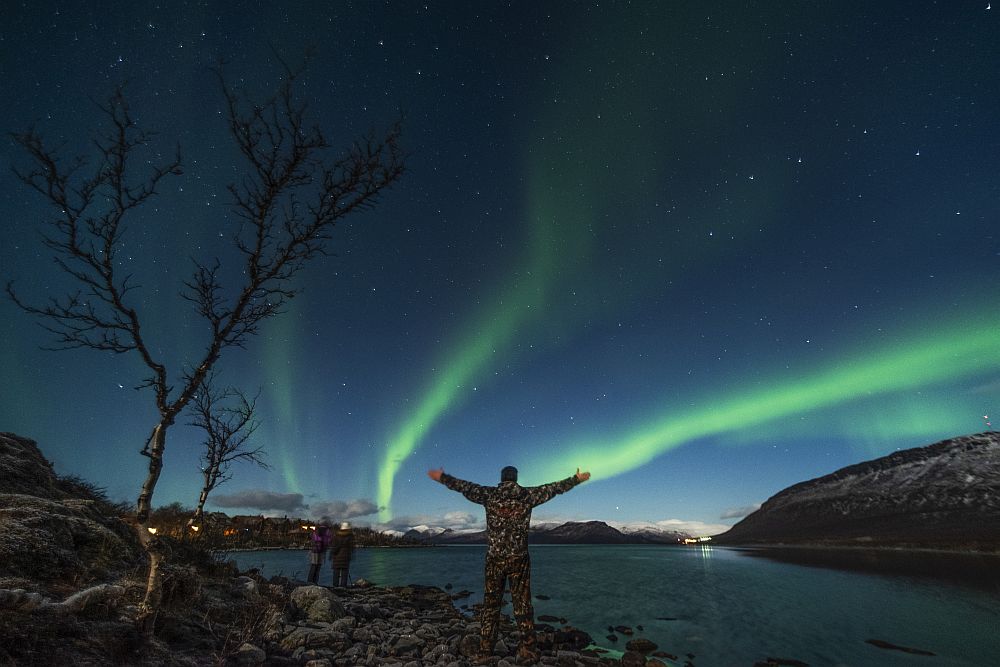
[428,465,591,664]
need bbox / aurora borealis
[2,2,998,535]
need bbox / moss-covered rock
[0,433,143,597]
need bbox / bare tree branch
[7,60,404,630]
[188,372,266,528]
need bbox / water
[223,545,1000,666]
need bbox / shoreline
[722,541,1000,556]
[726,543,1000,592]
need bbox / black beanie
[501,466,518,482]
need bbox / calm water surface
[224,545,1000,666]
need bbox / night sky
[2,2,998,536]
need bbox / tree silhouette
[187,372,266,533]
[7,60,404,631]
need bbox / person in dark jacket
[307,524,332,584]
[428,465,590,664]
[330,522,355,587]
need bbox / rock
[330,617,355,633]
[353,578,373,588]
[620,650,646,667]
[606,635,618,643]
[233,575,259,597]
[538,614,562,622]
[390,634,425,657]
[625,638,658,654]
[290,585,346,622]
[304,660,333,667]
[553,628,593,651]
[536,594,551,600]
[652,651,677,660]
[459,633,481,657]
[614,625,634,635]
[234,642,266,665]
[0,436,142,597]
[279,627,343,652]
[556,649,581,666]
[0,433,64,497]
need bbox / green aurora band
[261,302,303,492]
[527,313,1000,483]
[375,11,784,521]
[375,215,566,521]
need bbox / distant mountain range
[713,432,1000,550]
[402,520,689,545]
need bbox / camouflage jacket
[440,473,581,558]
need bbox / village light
[190,525,200,532]
[147,527,158,535]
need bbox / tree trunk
[187,478,210,540]
[135,422,168,634]
[194,466,212,522]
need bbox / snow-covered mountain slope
[715,432,1000,549]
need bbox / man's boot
[515,622,539,664]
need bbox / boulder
[459,633,481,657]
[234,642,266,665]
[620,650,647,667]
[290,585,346,622]
[390,633,425,657]
[0,433,65,498]
[625,638,658,654]
[0,434,143,596]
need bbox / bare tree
[187,372,266,533]
[7,61,404,631]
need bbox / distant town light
[147,527,158,535]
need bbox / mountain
[530,520,631,544]
[404,520,688,545]
[618,525,692,544]
[402,525,452,541]
[714,432,1000,549]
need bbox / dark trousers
[307,563,321,584]
[332,566,349,587]
[480,553,535,656]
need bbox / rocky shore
[0,432,675,666]
[236,577,674,667]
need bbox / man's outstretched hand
[427,468,444,482]
[576,468,591,482]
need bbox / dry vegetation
[0,433,290,666]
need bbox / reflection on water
[736,546,1000,594]
[366,545,390,586]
